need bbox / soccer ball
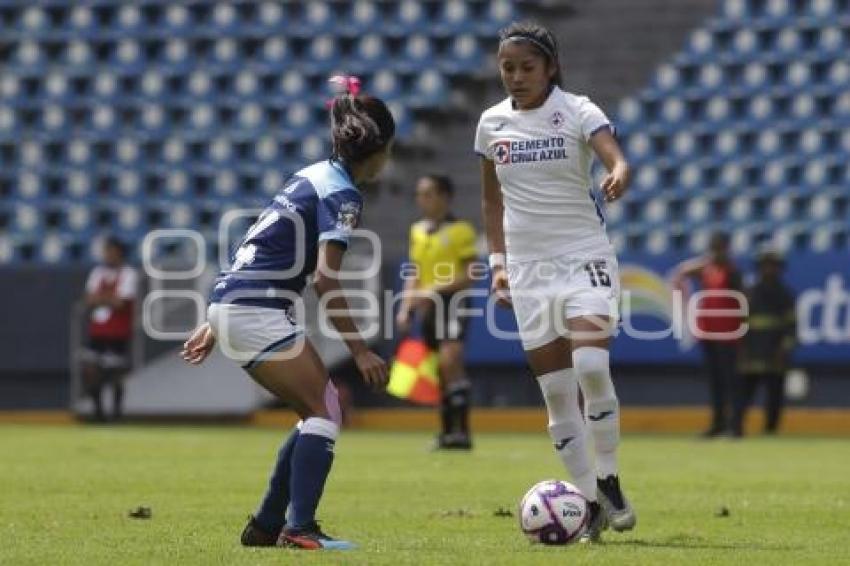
[518,479,588,545]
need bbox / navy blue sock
[254,427,300,533]
[288,417,338,529]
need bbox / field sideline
[2,426,849,565]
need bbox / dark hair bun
[331,94,395,163]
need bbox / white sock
[573,347,620,479]
[300,416,340,441]
[537,369,597,502]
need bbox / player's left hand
[181,322,216,365]
[601,166,629,202]
[354,350,389,389]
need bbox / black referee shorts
[421,293,469,351]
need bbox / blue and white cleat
[278,522,357,550]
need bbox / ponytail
[330,93,395,164]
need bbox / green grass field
[1,425,849,565]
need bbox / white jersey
[474,87,615,262]
[85,265,138,325]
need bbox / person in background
[731,247,796,437]
[396,174,478,450]
[81,236,138,422]
[673,231,744,437]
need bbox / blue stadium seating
[0,0,512,264]
[5,0,847,263]
[609,0,850,256]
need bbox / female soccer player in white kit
[476,21,636,541]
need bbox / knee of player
[573,347,618,402]
[572,346,610,379]
[547,418,584,446]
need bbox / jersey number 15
[584,261,611,288]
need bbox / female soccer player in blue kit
[181,81,394,550]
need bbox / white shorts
[506,252,621,351]
[207,303,304,369]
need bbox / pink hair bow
[326,75,362,107]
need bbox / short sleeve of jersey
[117,267,138,299]
[474,113,492,160]
[317,188,362,248]
[85,267,102,293]
[578,97,612,142]
[408,225,419,263]
[453,222,478,260]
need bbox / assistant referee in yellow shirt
[396,175,478,449]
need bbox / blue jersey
[209,159,362,310]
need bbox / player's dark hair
[498,21,563,87]
[422,174,454,198]
[330,94,395,164]
[709,231,730,250]
[104,235,127,258]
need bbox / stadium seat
[261,169,284,196]
[661,98,686,124]
[819,25,845,53]
[809,193,833,220]
[389,0,427,36]
[485,0,516,30]
[611,0,849,255]
[14,202,41,233]
[618,98,642,126]
[434,0,473,36]
[672,131,696,158]
[339,1,382,36]
[627,132,652,160]
[441,34,483,74]
[730,226,754,255]
[646,229,670,254]
[9,0,845,262]
[811,222,846,252]
[300,135,327,162]
[369,70,402,100]
[306,35,340,73]
[634,166,659,193]
[408,70,448,108]
[355,34,387,68]
[278,70,307,102]
[401,34,435,72]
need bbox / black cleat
[432,432,473,451]
[579,500,607,543]
[240,516,280,547]
[700,427,727,438]
[597,475,636,532]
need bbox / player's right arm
[315,241,388,388]
[480,157,511,307]
[671,256,709,293]
[395,227,420,335]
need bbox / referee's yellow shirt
[409,217,478,289]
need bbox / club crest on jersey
[550,111,565,129]
[494,140,511,164]
[335,202,361,232]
